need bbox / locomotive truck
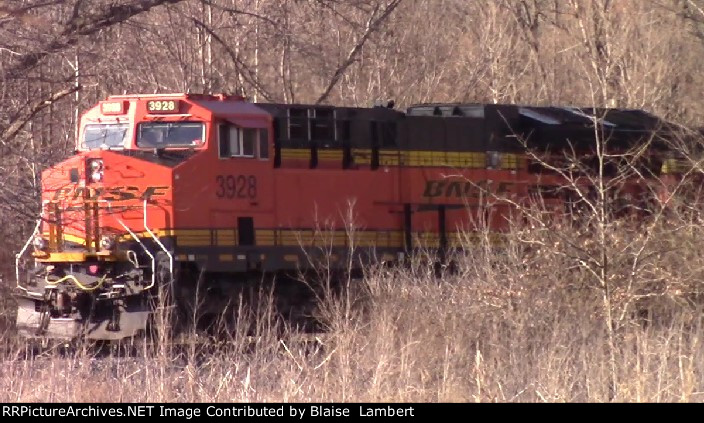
[14,93,679,340]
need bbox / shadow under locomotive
[16,228,370,344]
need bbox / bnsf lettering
[104,186,139,201]
[52,186,168,201]
[63,204,139,212]
[423,180,509,199]
[140,186,169,200]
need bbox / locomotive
[14,93,680,341]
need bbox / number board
[100,101,125,115]
[215,175,257,200]
[146,99,180,114]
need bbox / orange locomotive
[14,93,677,340]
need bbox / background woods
[3,0,704,402]
[2,0,704,314]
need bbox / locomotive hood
[41,150,176,248]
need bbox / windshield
[137,122,204,148]
[82,123,129,149]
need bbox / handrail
[15,199,52,293]
[143,199,173,286]
[100,200,157,291]
[115,218,156,290]
[16,198,170,294]
[15,219,42,293]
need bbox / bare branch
[6,0,186,79]
[315,0,403,105]
[0,84,81,147]
[190,16,275,102]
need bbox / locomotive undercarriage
[16,259,152,340]
[16,252,322,342]
[172,270,323,335]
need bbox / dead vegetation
[3,205,704,402]
[3,0,704,402]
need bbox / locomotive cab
[15,93,269,341]
[78,95,214,152]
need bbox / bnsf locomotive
[14,93,679,340]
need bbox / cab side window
[259,128,269,159]
[242,128,256,156]
[219,124,269,159]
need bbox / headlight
[100,235,116,251]
[33,236,48,251]
[91,171,103,182]
[87,159,103,183]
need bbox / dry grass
[2,214,704,403]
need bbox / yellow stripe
[379,150,400,165]
[413,232,440,248]
[351,148,372,165]
[46,233,86,246]
[34,251,130,263]
[178,239,211,246]
[661,159,689,174]
[216,229,237,246]
[116,228,178,242]
[36,228,511,262]
[318,150,344,160]
[501,153,520,170]
[176,229,212,247]
[44,228,415,251]
[256,229,276,246]
[346,149,497,168]
[178,229,210,236]
[281,149,311,159]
